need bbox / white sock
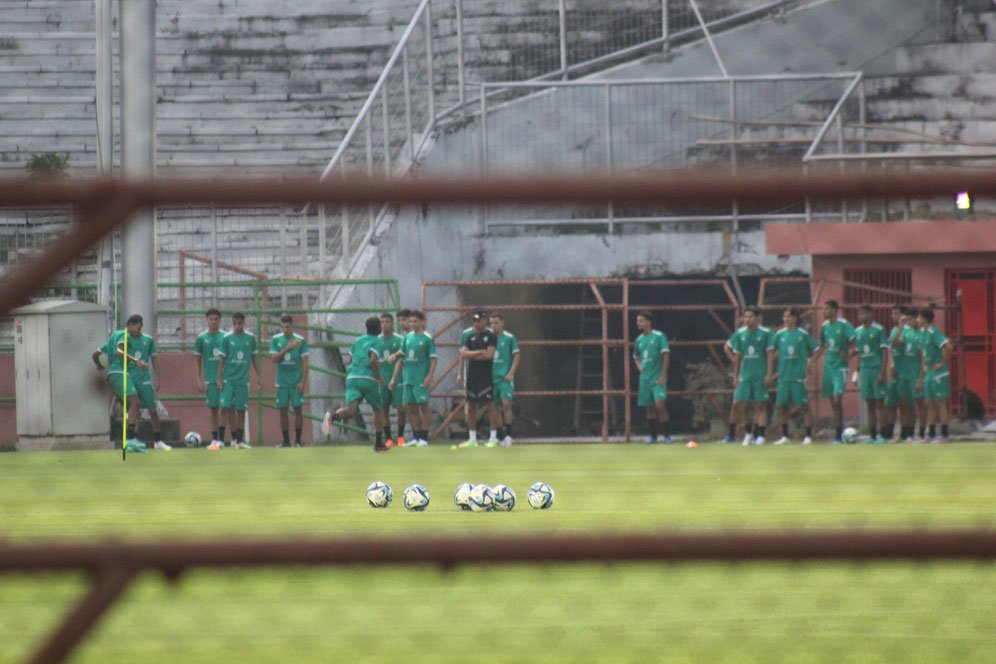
[469,430,477,442]
[489,429,498,442]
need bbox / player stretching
[633,310,671,444]
[880,304,905,442]
[813,300,855,443]
[490,313,520,446]
[216,312,261,449]
[917,308,951,443]
[731,307,772,445]
[194,308,225,448]
[852,304,889,443]
[92,314,169,451]
[390,310,437,447]
[327,316,388,452]
[457,311,498,448]
[767,308,817,445]
[378,312,406,447]
[271,314,309,447]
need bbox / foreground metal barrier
[4,530,996,663]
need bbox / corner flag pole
[122,330,128,461]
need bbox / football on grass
[402,484,430,511]
[527,482,554,510]
[366,481,393,508]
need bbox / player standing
[194,308,225,448]
[892,307,923,442]
[730,306,772,445]
[457,311,499,448]
[767,308,817,445]
[216,312,261,449]
[327,316,387,452]
[377,312,406,447]
[852,304,889,443]
[390,310,437,447]
[270,314,309,447]
[917,307,951,443]
[633,310,671,444]
[720,312,748,444]
[490,313,520,446]
[813,300,855,443]
[880,304,905,442]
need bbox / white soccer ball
[453,483,474,511]
[365,481,393,508]
[491,484,516,512]
[467,484,495,512]
[842,427,860,444]
[402,484,430,512]
[527,482,554,510]
[183,431,202,448]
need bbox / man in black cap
[455,310,499,448]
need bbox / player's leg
[915,398,927,441]
[638,380,658,443]
[276,386,291,446]
[500,399,514,445]
[230,384,250,448]
[654,399,670,443]
[414,399,431,446]
[396,404,408,447]
[293,406,304,446]
[462,399,481,446]
[751,381,769,445]
[774,381,791,444]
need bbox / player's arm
[195,351,205,391]
[766,348,777,385]
[252,351,262,388]
[216,354,226,390]
[731,351,742,387]
[369,349,382,383]
[480,337,496,361]
[423,356,437,388]
[659,349,669,387]
[92,347,104,370]
[633,351,642,374]
[878,343,889,381]
[938,340,952,371]
[151,352,161,390]
[299,355,309,393]
[506,349,521,381]
[389,354,403,390]
[115,342,146,369]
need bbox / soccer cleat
[153,441,172,451]
[742,434,753,446]
[294,442,303,448]
[720,436,734,444]
[396,436,406,448]
[644,436,658,445]
[832,439,842,445]
[235,441,251,449]
[802,436,813,445]
[414,439,429,447]
[373,442,389,453]
[484,440,498,448]
[384,438,394,449]
[773,436,790,445]
[281,442,291,448]
[753,436,765,446]
[500,435,513,447]
[206,441,224,450]
[663,436,673,444]
[125,439,146,453]
[457,440,478,448]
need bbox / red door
[947,270,996,418]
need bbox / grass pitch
[2,442,995,662]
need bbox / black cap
[471,310,487,321]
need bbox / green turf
[2,443,995,662]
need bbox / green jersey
[459,326,475,348]
[401,331,437,386]
[894,325,922,379]
[379,332,405,381]
[194,330,225,382]
[633,330,669,383]
[270,332,309,387]
[97,329,128,376]
[347,334,383,381]
[769,327,818,382]
[854,322,887,369]
[100,331,155,382]
[920,325,949,368]
[220,331,258,384]
[731,326,772,380]
[820,318,855,370]
[493,330,520,380]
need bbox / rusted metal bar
[589,283,610,443]
[430,398,465,441]
[622,279,631,442]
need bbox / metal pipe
[425,1,436,122]
[622,279,631,442]
[559,0,568,80]
[402,46,414,161]
[456,0,466,109]
[381,86,391,177]
[604,84,614,232]
[95,0,114,309]
[688,0,729,77]
[210,206,218,299]
[836,114,848,221]
[802,73,863,162]
[662,0,670,52]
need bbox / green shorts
[734,376,769,403]
[859,369,887,400]
[924,370,950,400]
[276,385,304,409]
[402,384,430,406]
[345,378,383,409]
[896,376,919,403]
[379,383,402,409]
[205,382,220,409]
[884,379,900,408]
[108,373,137,401]
[638,380,667,407]
[220,382,250,412]
[135,381,157,409]
[821,367,847,398]
[776,380,808,407]
[493,379,515,404]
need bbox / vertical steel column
[95,0,114,309]
[456,0,466,109]
[662,0,670,51]
[339,161,350,274]
[729,79,739,233]
[622,279,631,442]
[120,0,157,333]
[279,209,287,287]
[425,1,436,122]
[365,114,376,235]
[402,47,414,161]
[480,86,489,234]
[381,87,391,176]
[604,84,615,233]
[559,0,568,80]
[836,115,848,221]
[210,206,218,304]
[859,79,868,221]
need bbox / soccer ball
[365,481,393,508]
[467,484,495,512]
[453,483,474,511]
[402,484,430,511]
[842,427,859,444]
[491,484,516,512]
[183,431,202,447]
[527,482,555,510]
